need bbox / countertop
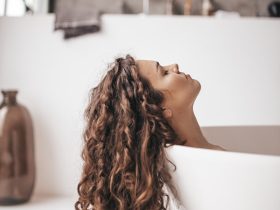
[0,195,76,210]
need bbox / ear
[162,107,173,119]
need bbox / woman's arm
[179,139,227,151]
[211,144,227,151]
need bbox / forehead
[135,59,158,79]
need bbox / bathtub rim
[165,144,280,160]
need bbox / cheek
[170,77,193,93]
[178,84,194,104]
[159,76,197,107]
[169,79,194,107]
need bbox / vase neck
[1,90,18,105]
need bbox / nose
[172,64,179,73]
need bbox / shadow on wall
[201,125,280,156]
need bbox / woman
[75,54,226,210]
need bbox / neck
[169,108,213,149]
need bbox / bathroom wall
[0,14,279,196]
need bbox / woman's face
[136,60,201,112]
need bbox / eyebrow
[156,62,159,73]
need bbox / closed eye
[160,66,168,75]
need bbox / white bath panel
[165,127,280,210]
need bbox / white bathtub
[165,126,280,210]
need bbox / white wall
[0,14,279,196]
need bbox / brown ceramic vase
[0,90,35,205]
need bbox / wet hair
[75,54,186,210]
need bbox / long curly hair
[75,54,186,210]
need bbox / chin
[193,79,201,93]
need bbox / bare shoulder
[211,144,227,151]
[175,141,227,151]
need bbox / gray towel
[53,0,185,39]
[54,0,123,39]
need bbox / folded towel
[54,0,123,39]
[53,0,182,39]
